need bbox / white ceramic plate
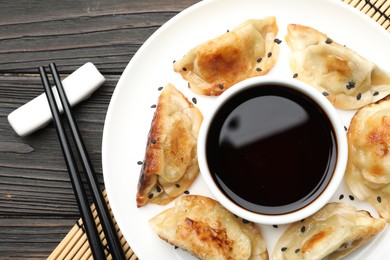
[102,0,390,259]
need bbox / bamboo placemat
[49,1,389,259]
[48,190,137,260]
[344,0,390,31]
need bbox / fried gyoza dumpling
[150,195,269,260]
[273,202,386,260]
[346,95,390,221]
[136,84,203,207]
[174,17,280,96]
[285,24,390,110]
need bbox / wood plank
[0,70,116,256]
[0,217,76,259]
[0,74,118,216]
[0,0,201,73]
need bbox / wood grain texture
[0,0,200,73]
[0,0,199,258]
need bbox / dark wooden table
[0,0,200,258]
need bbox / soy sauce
[206,85,337,215]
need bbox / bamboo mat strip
[48,190,137,260]
[49,1,389,259]
[343,0,390,31]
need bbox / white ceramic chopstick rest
[7,62,105,137]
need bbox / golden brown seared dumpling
[273,202,386,260]
[285,24,390,110]
[174,17,280,96]
[136,84,203,207]
[149,195,269,260]
[346,95,390,221]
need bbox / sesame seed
[173,60,176,63]
[301,226,306,233]
[137,161,143,165]
[281,247,287,252]
[184,190,190,194]
[242,219,249,224]
[182,67,187,71]
[357,93,362,100]
[349,195,355,200]
[373,91,379,96]
[377,196,382,203]
[267,52,272,58]
[293,73,298,78]
[273,225,278,228]
[339,194,344,200]
[344,126,348,131]
[151,104,156,108]
[148,193,154,199]
[218,84,224,89]
[158,86,163,91]
[323,91,329,96]
[346,81,355,89]
[274,38,282,44]
[256,68,262,72]
[175,184,180,188]
[227,29,230,33]
[151,139,157,144]
[325,38,332,44]
[174,246,178,249]
[295,248,300,253]
[192,97,197,104]
[256,57,262,63]
[156,186,161,192]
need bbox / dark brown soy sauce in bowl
[206,85,337,215]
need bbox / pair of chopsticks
[39,63,125,260]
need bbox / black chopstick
[39,66,105,259]
[48,63,125,259]
[39,63,125,260]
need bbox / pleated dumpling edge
[174,17,280,96]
